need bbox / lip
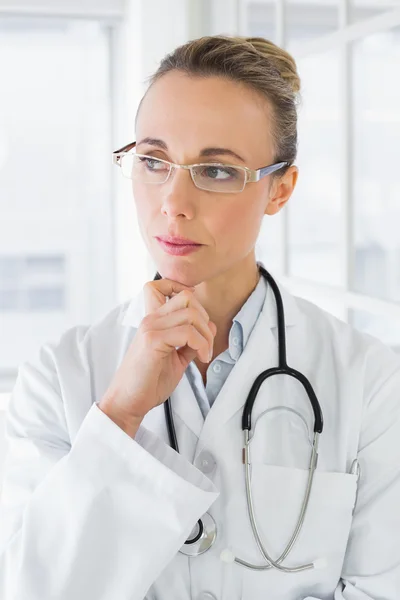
[155,236,203,256]
[156,235,201,246]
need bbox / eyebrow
[136,137,245,163]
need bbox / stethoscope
[154,266,325,573]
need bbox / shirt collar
[228,270,267,361]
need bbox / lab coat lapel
[199,279,300,440]
[169,371,205,440]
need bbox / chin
[155,256,206,287]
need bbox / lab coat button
[212,362,222,374]
[196,450,216,474]
[197,593,217,600]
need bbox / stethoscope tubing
[156,266,324,569]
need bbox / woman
[1,35,400,600]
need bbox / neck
[193,253,260,361]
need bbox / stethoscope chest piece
[179,512,217,556]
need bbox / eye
[201,165,239,180]
[138,156,166,171]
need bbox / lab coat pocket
[239,465,357,599]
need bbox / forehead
[135,71,274,163]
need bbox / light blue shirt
[186,272,267,419]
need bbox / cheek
[211,194,265,248]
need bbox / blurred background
[0,0,400,452]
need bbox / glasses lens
[192,164,245,192]
[120,154,170,183]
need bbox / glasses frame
[112,142,290,193]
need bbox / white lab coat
[1,276,400,600]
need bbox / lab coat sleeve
[306,365,400,600]
[0,342,219,600]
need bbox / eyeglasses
[112,142,290,194]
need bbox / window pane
[352,29,400,302]
[350,309,400,353]
[286,1,338,50]
[0,18,114,387]
[247,1,276,41]
[350,1,400,24]
[0,254,66,312]
[288,50,342,285]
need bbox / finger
[208,321,217,337]
[143,279,195,315]
[157,289,210,323]
[178,344,198,369]
[151,307,215,354]
[157,324,210,363]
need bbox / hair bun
[243,36,301,94]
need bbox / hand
[99,278,217,434]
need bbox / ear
[265,166,299,216]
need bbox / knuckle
[186,323,197,337]
[143,281,154,292]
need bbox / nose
[160,167,196,220]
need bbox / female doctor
[1,35,400,600]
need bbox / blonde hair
[147,35,301,174]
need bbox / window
[288,50,342,286]
[352,28,400,303]
[241,1,400,350]
[247,2,276,40]
[0,18,114,390]
[350,1,400,24]
[0,255,66,311]
[286,1,338,49]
